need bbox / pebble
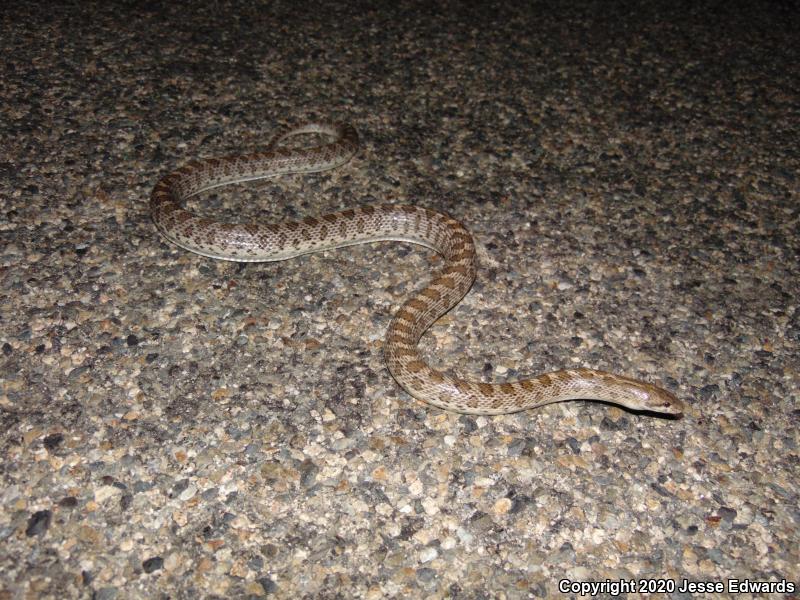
[419,547,439,563]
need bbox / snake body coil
[151,122,683,416]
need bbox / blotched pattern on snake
[150,122,683,417]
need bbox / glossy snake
[150,122,682,417]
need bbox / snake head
[626,380,685,417]
[576,369,684,417]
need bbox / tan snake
[150,122,683,417]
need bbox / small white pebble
[179,485,197,501]
[456,528,474,545]
[419,547,438,563]
[421,497,440,515]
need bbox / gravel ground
[1,1,798,598]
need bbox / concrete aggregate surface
[0,1,798,598]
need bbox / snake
[150,122,683,417]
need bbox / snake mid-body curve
[150,122,683,417]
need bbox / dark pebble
[142,556,163,573]
[458,415,478,433]
[25,510,51,537]
[600,416,627,431]
[171,478,190,497]
[565,437,581,454]
[257,578,278,594]
[120,494,133,511]
[699,384,720,400]
[43,432,64,451]
[299,459,319,488]
[59,496,78,509]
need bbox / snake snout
[647,386,684,417]
[621,378,683,416]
